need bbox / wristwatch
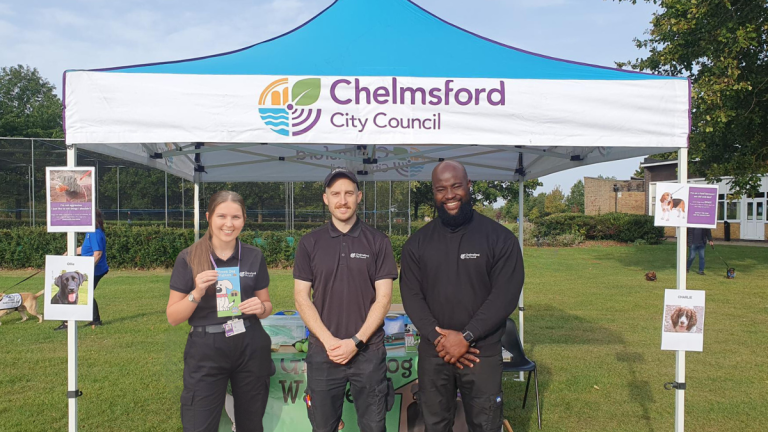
[462,329,475,346]
[351,335,367,350]
[188,292,200,304]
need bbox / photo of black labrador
[52,271,88,305]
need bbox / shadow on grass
[616,350,656,432]
[525,304,626,346]
[595,243,768,275]
[505,306,659,431]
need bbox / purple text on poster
[687,187,717,225]
[51,202,92,226]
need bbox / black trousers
[417,353,503,432]
[181,322,272,432]
[305,342,390,432]
[91,271,107,322]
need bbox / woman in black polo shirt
[167,190,273,432]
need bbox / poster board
[654,183,718,228]
[44,255,95,321]
[661,289,706,352]
[46,167,96,233]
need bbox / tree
[470,180,542,206]
[616,0,768,197]
[565,180,585,213]
[0,65,63,138]
[544,186,568,214]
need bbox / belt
[190,319,252,334]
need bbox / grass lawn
[1,242,766,431]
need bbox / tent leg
[675,147,688,432]
[408,181,411,236]
[66,143,79,432]
[194,173,200,241]
[518,177,525,381]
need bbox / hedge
[535,213,664,244]
[0,214,661,270]
[0,226,410,270]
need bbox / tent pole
[66,143,79,432]
[408,181,411,236]
[165,171,168,228]
[31,138,35,226]
[389,181,392,235]
[194,173,200,241]
[675,147,688,432]
[518,177,525,381]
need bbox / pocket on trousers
[303,389,316,427]
[483,392,504,431]
[180,388,194,406]
[385,378,395,412]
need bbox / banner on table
[219,352,470,432]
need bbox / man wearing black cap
[400,160,524,432]
[294,167,398,432]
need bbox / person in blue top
[55,209,109,330]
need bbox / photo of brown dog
[659,192,686,221]
[645,271,657,281]
[668,306,698,333]
[0,291,44,325]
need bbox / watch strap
[351,335,366,350]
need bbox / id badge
[225,319,246,337]
[215,267,242,318]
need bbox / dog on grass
[0,291,44,325]
[645,271,657,281]
[51,271,88,305]
[659,192,686,221]
[670,306,697,333]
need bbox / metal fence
[0,137,417,234]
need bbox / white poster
[44,255,95,321]
[654,183,719,228]
[661,289,706,352]
[46,167,96,233]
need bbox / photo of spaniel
[659,192,686,221]
[669,306,698,333]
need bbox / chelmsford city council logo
[258,78,322,136]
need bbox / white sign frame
[661,289,706,352]
[44,255,95,321]
[46,166,96,233]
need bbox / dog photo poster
[46,167,96,233]
[654,182,718,229]
[661,289,706,352]
[44,255,94,321]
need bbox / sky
[0,0,660,196]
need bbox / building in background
[584,177,645,215]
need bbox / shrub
[534,213,663,245]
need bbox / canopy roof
[64,0,690,182]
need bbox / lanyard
[209,240,241,270]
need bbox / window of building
[718,194,741,221]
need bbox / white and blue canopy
[64,0,690,182]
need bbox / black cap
[323,167,359,188]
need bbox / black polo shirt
[170,240,270,327]
[293,218,398,346]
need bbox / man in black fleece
[400,160,524,432]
